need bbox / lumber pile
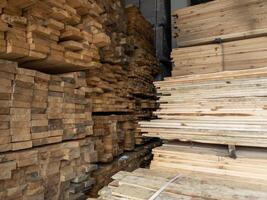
[87,138,161,198]
[98,0,130,65]
[92,115,137,163]
[85,64,134,113]
[126,6,159,120]
[0,0,110,73]
[95,1,267,199]
[151,143,267,180]
[0,137,98,200]
[97,166,267,200]
[0,59,94,153]
[172,0,267,47]
[171,36,267,76]
[0,2,160,200]
[140,67,267,147]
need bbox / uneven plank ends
[172,0,267,47]
[0,0,110,73]
[0,138,98,200]
[140,67,267,147]
[96,166,267,200]
[126,5,159,120]
[171,36,267,76]
[88,139,161,198]
[0,59,93,152]
[85,64,135,113]
[96,0,129,65]
[92,115,137,163]
[125,5,160,146]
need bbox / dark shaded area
[191,0,213,5]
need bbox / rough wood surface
[88,139,161,198]
[0,59,93,153]
[0,0,110,73]
[140,67,267,147]
[171,36,267,76]
[96,165,267,200]
[172,0,267,47]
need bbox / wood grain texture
[172,0,267,47]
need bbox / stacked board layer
[96,165,267,199]
[171,36,267,76]
[0,59,93,153]
[0,138,98,200]
[0,0,110,73]
[151,143,267,181]
[140,67,267,147]
[88,139,161,197]
[172,0,267,47]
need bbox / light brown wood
[171,37,267,76]
[172,0,267,47]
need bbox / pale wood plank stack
[171,36,267,76]
[172,0,267,47]
[140,67,267,147]
[97,167,267,200]
[151,143,267,181]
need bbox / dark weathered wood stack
[92,115,136,163]
[1,138,98,200]
[123,6,160,146]
[0,59,98,200]
[85,64,134,113]
[87,138,161,198]
[0,0,110,73]
[126,6,159,119]
[97,0,130,65]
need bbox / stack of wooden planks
[126,6,159,115]
[95,1,267,199]
[172,0,267,47]
[0,2,160,199]
[98,0,129,65]
[171,36,267,76]
[92,115,137,163]
[151,143,267,180]
[0,59,94,153]
[96,165,267,199]
[0,137,98,200]
[88,138,161,198]
[0,0,110,73]
[0,58,99,199]
[140,67,267,147]
[85,64,134,113]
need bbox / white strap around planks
[148,173,182,200]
